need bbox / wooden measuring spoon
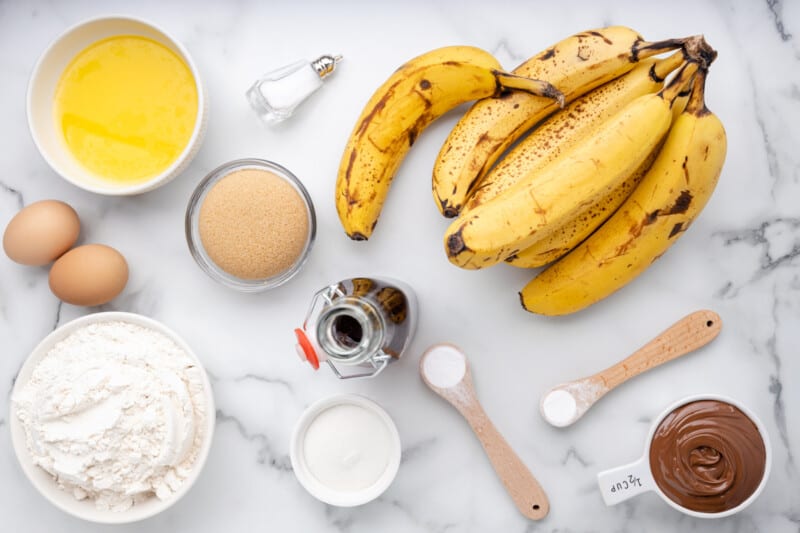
[420,343,549,520]
[540,310,722,428]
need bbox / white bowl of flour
[9,312,215,523]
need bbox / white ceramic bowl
[290,394,401,507]
[27,16,207,195]
[9,312,216,524]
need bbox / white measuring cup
[597,394,772,519]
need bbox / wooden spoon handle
[464,403,549,520]
[597,310,722,391]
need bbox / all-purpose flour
[14,321,207,512]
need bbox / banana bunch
[520,67,725,315]
[444,61,699,269]
[334,31,687,240]
[333,29,724,316]
[448,36,722,315]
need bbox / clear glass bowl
[185,158,316,292]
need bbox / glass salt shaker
[247,54,342,124]
[294,277,417,379]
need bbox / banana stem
[683,36,718,70]
[636,35,718,72]
[494,71,566,107]
[685,68,709,116]
[634,36,695,61]
[659,61,700,104]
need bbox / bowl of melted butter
[28,16,207,195]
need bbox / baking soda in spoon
[540,310,722,427]
[420,344,549,520]
[422,345,466,388]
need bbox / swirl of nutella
[649,400,766,513]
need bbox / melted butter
[54,35,198,184]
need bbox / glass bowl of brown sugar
[185,158,316,292]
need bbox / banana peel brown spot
[413,88,432,107]
[408,128,419,147]
[354,64,433,138]
[651,251,666,263]
[357,96,389,137]
[682,156,690,184]
[344,149,357,178]
[668,222,685,238]
[587,30,614,45]
[518,291,528,310]
[649,63,665,83]
[447,228,468,256]
[539,47,556,60]
[645,210,661,225]
[366,135,391,153]
[618,191,694,255]
[440,197,458,218]
[666,190,692,214]
[630,37,645,62]
[407,111,433,148]
[344,149,359,209]
[577,45,592,61]
[419,79,431,90]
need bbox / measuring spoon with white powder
[540,310,722,428]
[420,344,549,520]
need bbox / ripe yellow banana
[444,62,698,270]
[335,46,562,241]
[505,144,660,268]
[495,53,685,268]
[520,68,725,315]
[432,26,688,218]
[507,90,691,269]
[466,51,684,212]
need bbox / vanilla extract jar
[294,277,417,379]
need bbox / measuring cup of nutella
[294,277,417,379]
[597,394,771,518]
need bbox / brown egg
[2,200,80,265]
[49,244,128,306]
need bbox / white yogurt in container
[290,394,401,506]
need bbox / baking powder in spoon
[422,344,466,388]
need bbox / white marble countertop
[1,0,798,531]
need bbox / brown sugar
[198,168,309,280]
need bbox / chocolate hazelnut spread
[649,400,766,513]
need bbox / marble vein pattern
[1,0,799,532]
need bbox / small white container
[9,312,216,524]
[27,16,207,195]
[290,394,401,506]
